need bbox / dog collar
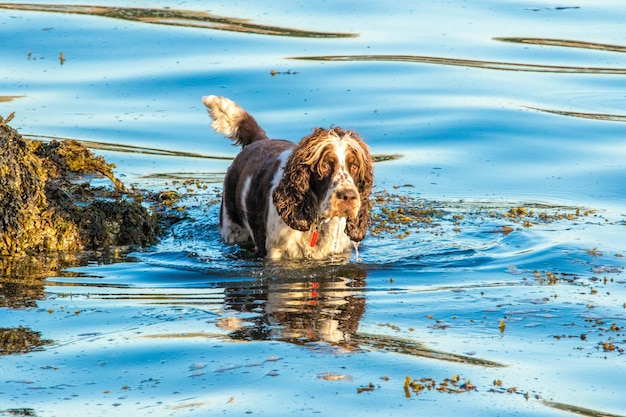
[309,217,329,247]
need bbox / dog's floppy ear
[345,134,374,242]
[344,185,372,241]
[272,130,323,231]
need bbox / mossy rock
[0,114,159,255]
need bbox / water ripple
[290,54,626,74]
[525,106,626,122]
[0,3,358,38]
[494,37,626,53]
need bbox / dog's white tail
[202,95,268,147]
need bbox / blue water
[1,1,625,416]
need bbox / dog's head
[272,127,373,242]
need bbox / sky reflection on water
[1,1,626,416]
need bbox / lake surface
[1,1,625,416]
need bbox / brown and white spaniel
[202,95,374,260]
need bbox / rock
[0,114,159,255]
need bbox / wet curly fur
[273,127,372,241]
[202,95,374,260]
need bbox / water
[1,1,625,416]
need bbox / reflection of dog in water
[218,269,366,346]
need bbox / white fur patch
[220,203,249,243]
[239,176,254,241]
[266,151,297,258]
[318,133,360,220]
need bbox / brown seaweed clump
[0,326,52,355]
[0,114,159,255]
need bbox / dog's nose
[336,189,358,202]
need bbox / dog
[202,95,373,260]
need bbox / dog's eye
[320,157,334,175]
[346,154,359,177]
